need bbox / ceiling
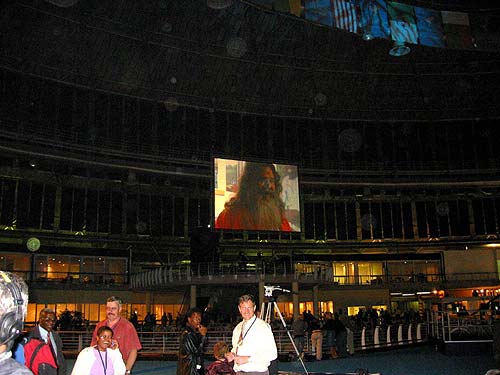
[1,0,499,121]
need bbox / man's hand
[198,325,208,336]
[233,355,250,365]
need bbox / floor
[66,344,497,375]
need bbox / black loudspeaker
[190,227,219,263]
[0,271,24,345]
[493,320,500,368]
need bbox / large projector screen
[213,158,300,232]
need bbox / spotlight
[389,41,410,57]
[29,160,37,168]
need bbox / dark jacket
[24,326,66,375]
[177,325,207,375]
[205,358,235,375]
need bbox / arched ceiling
[1,0,499,121]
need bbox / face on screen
[214,158,300,232]
[257,167,276,195]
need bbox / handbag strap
[29,340,46,371]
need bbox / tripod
[260,286,309,375]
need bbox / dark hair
[186,307,202,318]
[96,326,113,338]
[225,163,284,211]
[182,307,202,326]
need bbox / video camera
[264,285,291,299]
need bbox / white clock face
[27,237,41,252]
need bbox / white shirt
[231,316,277,373]
[39,326,57,357]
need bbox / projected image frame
[213,158,301,232]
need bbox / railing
[59,323,427,358]
[427,309,495,343]
[130,262,499,290]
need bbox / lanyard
[97,349,108,375]
[236,316,256,353]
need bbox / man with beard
[215,163,291,231]
[91,296,141,375]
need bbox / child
[205,342,235,375]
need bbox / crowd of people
[2,270,497,375]
[0,271,280,375]
[1,273,143,375]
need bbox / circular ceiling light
[207,0,234,9]
[226,37,247,58]
[27,237,41,252]
[163,97,179,112]
[389,41,411,57]
[314,93,327,107]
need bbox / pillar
[312,285,319,317]
[292,281,299,319]
[190,285,197,308]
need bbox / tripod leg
[272,301,309,375]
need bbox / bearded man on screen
[216,162,291,231]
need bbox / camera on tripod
[264,285,291,299]
[261,285,309,374]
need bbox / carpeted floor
[66,344,497,375]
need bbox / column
[190,285,197,308]
[292,281,299,319]
[312,285,319,317]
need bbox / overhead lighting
[389,41,411,57]
[362,32,374,41]
[207,0,233,9]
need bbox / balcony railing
[58,323,427,358]
[427,308,495,345]
[130,262,499,290]
[9,264,497,292]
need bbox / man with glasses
[91,296,142,374]
[225,294,277,375]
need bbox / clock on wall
[26,237,41,252]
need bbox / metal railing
[130,262,499,289]
[59,323,427,358]
[427,309,495,343]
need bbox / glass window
[0,253,30,274]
